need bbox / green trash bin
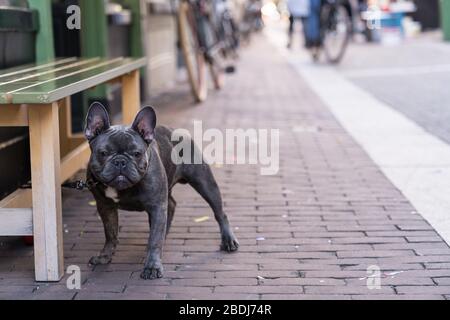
[441,0,450,41]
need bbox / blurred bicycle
[318,0,352,63]
[176,0,239,102]
[299,0,353,63]
[240,0,264,43]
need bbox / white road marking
[265,27,450,245]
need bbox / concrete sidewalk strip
[1,35,450,299]
[273,33,450,247]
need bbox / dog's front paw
[140,263,164,280]
[89,254,112,265]
[221,232,239,252]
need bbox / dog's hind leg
[185,164,239,252]
[166,194,176,236]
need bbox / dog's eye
[100,151,108,157]
[134,151,142,158]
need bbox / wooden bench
[0,57,146,282]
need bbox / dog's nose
[113,158,127,170]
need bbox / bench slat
[0,58,106,92]
[0,208,33,236]
[0,57,146,104]
[0,58,77,79]
[0,58,100,85]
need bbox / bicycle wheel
[178,1,208,102]
[321,3,351,64]
[221,15,240,59]
[201,11,225,90]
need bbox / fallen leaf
[194,216,210,223]
[384,271,404,277]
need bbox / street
[341,31,450,144]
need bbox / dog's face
[84,103,157,191]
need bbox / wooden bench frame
[0,59,145,282]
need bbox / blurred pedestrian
[303,0,322,60]
[286,0,322,60]
[286,0,310,49]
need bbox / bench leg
[59,97,73,157]
[122,69,140,125]
[28,103,64,282]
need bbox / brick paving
[1,35,450,300]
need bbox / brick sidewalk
[1,35,450,300]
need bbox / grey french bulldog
[84,102,239,279]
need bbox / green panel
[80,0,108,58]
[118,0,144,58]
[80,0,109,103]
[28,0,55,63]
[441,0,450,41]
[118,0,145,79]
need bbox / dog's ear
[131,106,157,144]
[84,102,110,141]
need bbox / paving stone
[1,34,450,300]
